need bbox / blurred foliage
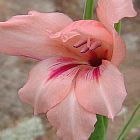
[117,104,140,140]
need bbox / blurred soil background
[0,0,140,140]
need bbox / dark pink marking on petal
[93,67,100,81]
[89,52,102,67]
[48,63,79,80]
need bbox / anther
[87,38,91,48]
[80,46,89,53]
[73,38,102,54]
[73,40,87,48]
[89,41,102,50]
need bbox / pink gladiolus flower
[0,0,136,140]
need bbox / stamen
[89,41,102,50]
[73,40,87,48]
[87,37,91,48]
[80,46,89,53]
[73,38,102,54]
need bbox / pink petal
[0,11,73,60]
[76,60,127,119]
[111,31,126,66]
[19,57,80,114]
[96,0,136,66]
[96,0,137,29]
[52,20,113,45]
[51,20,113,61]
[47,89,97,140]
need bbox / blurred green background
[0,0,139,140]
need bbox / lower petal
[76,60,127,119]
[47,89,97,140]
[19,56,80,114]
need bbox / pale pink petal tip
[47,89,97,140]
[97,0,137,28]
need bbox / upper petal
[51,20,113,62]
[47,89,97,140]
[0,11,74,60]
[111,31,126,66]
[52,20,113,45]
[76,60,127,119]
[96,0,137,29]
[19,56,80,114]
[96,0,136,66]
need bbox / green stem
[89,115,108,140]
[117,103,140,140]
[83,1,122,140]
[83,0,94,20]
[115,21,122,34]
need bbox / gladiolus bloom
[0,0,136,140]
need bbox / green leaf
[83,0,94,20]
[117,103,140,140]
[115,22,122,34]
[135,136,140,140]
[89,115,108,140]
